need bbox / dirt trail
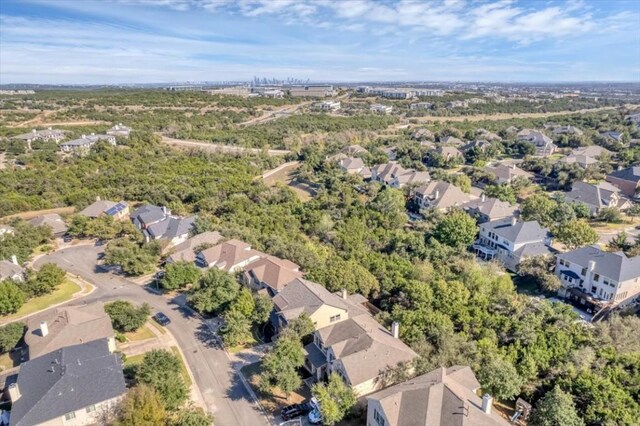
[1,206,75,221]
[408,105,639,123]
[160,134,290,156]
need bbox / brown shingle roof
[243,256,303,292]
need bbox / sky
[1,0,639,84]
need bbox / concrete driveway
[33,245,269,426]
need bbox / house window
[330,314,341,323]
[594,274,600,282]
[86,404,96,413]
[581,268,587,276]
[374,409,386,426]
[591,286,597,294]
[65,411,76,420]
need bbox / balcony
[472,240,496,260]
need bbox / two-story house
[606,166,640,199]
[517,129,557,156]
[366,366,510,426]
[370,163,430,189]
[486,163,533,185]
[8,339,125,426]
[196,239,264,273]
[59,133,116,153]
[555,246,640,306]
[165,231,223,263]
[461,195,517,224]
[412,181,471,211]
[106,123,132,138]
[473,218,553,271]
[241,256,303,295]
[564,181,632,216]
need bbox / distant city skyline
[1,0,639,84]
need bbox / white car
[308,397,322,424]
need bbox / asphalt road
[33,245,269,426]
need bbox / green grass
[240,361,310,413]
[148,320,167,335]
[2,279,81,322]
[122,324,155,342]
[123,353,145,367]
[170,346,192,387]
[226,325,262,354]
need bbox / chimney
[47,127,52,130]
[481,194,486,202]
[482,394,493,414]
[434,190,440,200]
[32,129,37,133]
[91,132,95,136]
[40,321,49,337]
[11,255,18,265]
[511,164,516,170]
[341,288,348,300]
[7,383,21,402]
[96,195,101,201]
[391,321,400,339]
[511,217,517,226]
[161,206,168,215]
[118,123,123,126]
[81,134,86,139]
[588,260,596,272]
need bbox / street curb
[238,368,273,426]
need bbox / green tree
[188,268,239,315]
[85,215,120,240]
[369,187,408,230]
[0,281,25,315]
[521,194,556,227]
[518,256,561,292]
[529,386,584,426]
[104,300,151,332]
[220,308,252,347]
[104,238,158,276]
[161,261,201,290]
[432,210,478,248]
[67,215,90,237]
[312,373,357,426]
[252,293,273,324]
[282,313,316,341]
[483,184,517,204]
[136,349,188,410]
[231,287,255,318]
[478,357,523,401]
[169,406,213,426]
[259,335,304,398]
[597,206,623,223]
[307,256,379,297]
[552,220,598,249]
[115,384,167,425]
[24,263,65,297]
[0,322,25,353]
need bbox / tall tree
[115,384,167,425]
[0,281,25,315]
[136,349,188,410]
[312,373,357,426]
[477,357,523,401]
[188,268,239,315]
[161,261,201,290]
[529,386,584,426]
[259,335,304,398]
[220,308,252,347]
[432,210,478,248]
[0,322,25,353]
[552,220,598,249]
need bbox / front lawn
[122,323,155,342]
[1,279,81,322]
[240,361,311,414]
[123,346,191,387]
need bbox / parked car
[308,397,322,424]
[281,402,311,420]
[153,312,171,326]
[63,234,73,243]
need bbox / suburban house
[316,101,341,111]
[0,256,24,282]
[606,166,640,198]
[462,139,492,153]
[473,218,553,272]
[59,133,116,153]
[625,112,640,126]
[366,366,510,426]
[28,214,68,237]
[165,231,223,263]
[106,123,132,138]
[410,128,434,141]
[559,154,599,169]
[517,129,557,156]
[339,157,367,175]
[196,239,263,273]
[145,215,196,245]
[434,146,463,160]
[461,195,518,223]
[342,145,367,156]
[486,163,533,184]
[409,102,432,110]
[556,246,640,307]
[241,256,303,295]
[304,314,417,396]
[476,128,502,141]
[412,181,472,211]
[130,204,169,230]
[551,125,584,136]
[12,128,66,149]
[270,278,352,333]
[573,145,610,158]
[24,303,116,360]
[78,199,129,220]
[371,163,430,188]
[564,181,632,216]
[7,339,126,426]
[438,136,463,146]
[601,131,623,143]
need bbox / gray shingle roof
[28,214,68,235]
[608,166,640,183]
[10,339,126,426]
[483,218,549,244]
[557,246,640,282]
[565,181,629,210]
[272,278,348,321]
[367,366,510,426]
[131,204,167,226]
[78,200,119,218]
[147,216,195,240]
[0,260,23,281]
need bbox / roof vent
[482,394,493,414]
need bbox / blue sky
[1,0,639,84]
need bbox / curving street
[32,245,268,426]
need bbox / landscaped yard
[122,346,191,387]
[240,361,311,414]
[1,278,81,323]
[122,323,156,342]
[0,351,20,371]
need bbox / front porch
[472,240,497,261]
